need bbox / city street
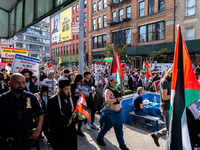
[32,115,166,150]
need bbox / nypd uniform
[0,90,43,150]
[0,81,8,94]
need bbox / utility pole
[79,0,84,73]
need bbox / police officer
[0,72,9,94]
[47,79,77,150]
[0,73,44,150]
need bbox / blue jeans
[136,108,158,117]
[97,106,125,146]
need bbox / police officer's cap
[20,69,33,76]
[58,79,70,88]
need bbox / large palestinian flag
[166,25,200,150]
[145,67,151,91]
[111,46,124,90]
[143,59,150,72]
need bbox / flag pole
[112,46,124,95]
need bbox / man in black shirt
[83,71,99,130]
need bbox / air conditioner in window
[141,39,145,42]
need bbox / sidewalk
[35,115,166,150]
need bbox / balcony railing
[16,38,49,46]
[108,14,131,26]
[108,0,129,7]
[23,31,50,39]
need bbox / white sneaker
[158,120,165,124]
[91,122,99,130]
[84,123,91,130]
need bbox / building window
[73,35,75,40]
[61,47,63,55]
[156,22,165,40]
[56,48,57,56]
[148,0,154,15]
[139,1,145,17]
[148,24,155,41]
[98,1,101,11]
[158,0,165,11]
[67,45,68,55]
[103,34,106,47]
[73,44,75,54]
[98,17,101,29]
[112,11,117,22]
[140,26,146,42]
[103,15,107,27]
[93,19,96,30]
[70,45,71,55]
[103,0,107,9]
[76,16,79,22]
[93,37,97,49]
[98,36,102,48]
[76,34,78,39]
[185,28,194,40]
[112,32,118,46]
[84,0,87,8]
[84,42,86,52]
[125,29,131,45]
[73,17,75,22]
[126,6,131,19]
[84,13,87,23]
[76,4,78,12]
[76,43,79,54]
[93,3,96,13]
[58,47,60,56]
[119,30,125,46]
[73,6,75,14]
[186,0,195,16]
[119,9,123,21]
[84,27,86,37]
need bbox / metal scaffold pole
[79,0,84,74]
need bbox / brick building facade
[50,0,88,67]
[88,0,175,67]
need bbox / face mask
[99,71,101,74]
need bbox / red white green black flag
[166,25,200,150]
[111,46,124,89]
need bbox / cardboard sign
[11,54,39,76]
[75,83,90,97]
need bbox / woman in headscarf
[96,76,129,150]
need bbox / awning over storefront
[0,0,75,38]
[125,39,200,56]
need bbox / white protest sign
[11,54,40,76]
[95,65,102,72]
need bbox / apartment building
[88,0,175,67]
[50,0,88,67]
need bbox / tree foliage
[147,48,173,63]
[101,44,129,64]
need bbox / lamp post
[79,0,84,73]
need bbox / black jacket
[25,80,37,94]
[128,77,135,91]
[47,94,77,150]
[186,108,200,148]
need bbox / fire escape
[107,0,131,47]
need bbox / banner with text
[12,54,39,76]
[1,47,28,62]
[71,22,79,35]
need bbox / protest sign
[11,54,39,76]
[95,65,102,72]
[75,83,90,97]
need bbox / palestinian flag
[145,67,151,91]
[166,25,200,150]
[142,60,150,72]
[46,62,52,68]
[75,93,90,121]
[111,46,124,90]
[104,57,113,63]
[58,57,62,66]
[154,80,161,92]
[150,62,153,69]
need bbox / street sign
[71,22,79,35]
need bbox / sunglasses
[113,82,118,84]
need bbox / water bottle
[153,96,157,103]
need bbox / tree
[147,48,173,63]
[101,44,129,64]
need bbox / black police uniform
[0,90,43,150]
[47,94,77,150]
